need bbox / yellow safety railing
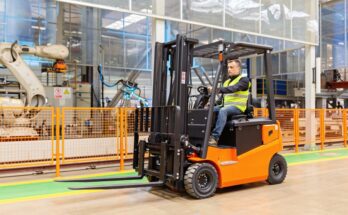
[0,106,138,176]
[0,106,55,169]
[54,107,137,176]
[275,109,295,148]
[254,108,348,151]
[2,106,348,175]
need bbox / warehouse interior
[1,0,348,214]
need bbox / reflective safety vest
[223,75,251,112]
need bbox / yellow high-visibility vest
[223,75,251,112]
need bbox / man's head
[227,59,242,77]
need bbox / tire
[267,154,287,185]
[184,163,218,199]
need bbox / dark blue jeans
[212,105,242,140]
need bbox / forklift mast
[133,35,199,188]
[152,35,197,133]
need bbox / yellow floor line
[0,190,101,205]
[2,154,348,204]
[283,147,348,156]
[288,155,348,166]
[0,170,134,187]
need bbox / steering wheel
[197,85,208,94]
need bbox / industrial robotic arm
[0,41,69,107]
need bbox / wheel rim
[197,171,213,191]
[272,162,282,176]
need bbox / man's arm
[219,77,250,94]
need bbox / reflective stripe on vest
[223,75,250,112]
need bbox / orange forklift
[58,35,287,199]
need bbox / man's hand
[207,85,220,94]
[207,85,213,94]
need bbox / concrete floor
[1,159,348,215]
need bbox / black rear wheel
[184,163,218,199]
[267,154,287,185]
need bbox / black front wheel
[184,163,218,199]
[267,153,287,185]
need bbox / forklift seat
[228,114,247,120]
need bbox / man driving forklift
[208,59,251,145]
[57,36,287,199]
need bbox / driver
[208,59,251,146]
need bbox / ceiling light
[106,13,147,30]
[31,26,46,30]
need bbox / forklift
[57,35,287,199]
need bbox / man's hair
[227,59,242,68]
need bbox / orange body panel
[262,124,280,144]
[188,124,282,188]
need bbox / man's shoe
[209,136,218,146]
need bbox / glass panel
[225,0,260,33]
[272,53,279,75]
[192,27,211,44]
[299,48,305,72]
[261,0,291,38]
[136,70,152,98]
[146,42,152,70]
[165,0,181,18]
[165,21,190,41]
[257,36,283,51]
[284,41,303,50]
[132,0,152,14]
[125,37,147,69]
[256,56,263,77]
[212,29,232,41]
[287,49,299,73]
[124,16,148,35]
[102,11,148,35]
[3,0,35,43]
[101,10,123,30]
[292,0,318,43]
[63,4,81,62]
[0,0,5,41]
[183,0,224,26]
[5,18,35,43]
[321,1,346,70]
[0,0,4,12]
[280,52,287,74]
[101,36,124,67]
[233,32,257,43]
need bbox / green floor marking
[283,148,348,164]
[1,148,348,203]
[0,172,146,201]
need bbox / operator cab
[188,41,276,155]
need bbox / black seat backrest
[244,94,254,119]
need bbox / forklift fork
[55,139,148,190]
[55,175,162,190]
[55,175,144,183]
[68,181,164,190]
